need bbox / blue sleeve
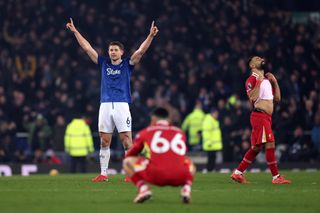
[97,55,104,68]
[98,55,110,68]
[125,58,134,73]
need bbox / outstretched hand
[66,18,77,33]
[149,21,159,37]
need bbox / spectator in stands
[287,126,313,162]
[312,112,320,161]
[52,115,66,152]
[24,113,52,163]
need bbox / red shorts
[250,112,275,145]
[133,157,193,186]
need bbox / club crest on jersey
[106,68,121,75]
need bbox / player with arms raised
[231,56,291,184]
[66,18,159,182]
[123,107,196,203]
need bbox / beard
[257,61,266,70]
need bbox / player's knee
[120,135,132,150]
[100,136,111,147]
[265,142,275,149]
[123,142,132,150]
[123,157,134,170]
[123,158,130,168]
[251,145,262,152]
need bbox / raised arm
[265,72,281,103]
[66,18,98,64]
[130,21,159,65]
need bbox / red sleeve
[125,130,146,157]
[245,75,263,96]
[245,76,257,96]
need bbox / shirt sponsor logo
[106,68,121,75]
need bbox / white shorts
[98,102,132,133]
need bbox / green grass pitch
[0,171,319,213]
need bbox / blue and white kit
[97,56,134,133]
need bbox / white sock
[181,184,191,196]
[139,184,149,193]
[234,169,242,175]
[100,147,110,176]
[182,184,191,192]
[272,174,280,180]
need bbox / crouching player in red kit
[123,108,196,204]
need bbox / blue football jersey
[98,56,134,103]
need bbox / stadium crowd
[0,0,319,164]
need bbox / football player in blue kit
[66,18,159,182]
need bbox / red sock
[237,148,259,172]
[185,172,193,186]
[265,148,279,176]
[131,173,146,189]
[131,173,150,193]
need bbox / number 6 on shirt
[150,131,187,155]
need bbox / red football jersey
[126,120,188,171]
[245,73,275,103]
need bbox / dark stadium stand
[0,0,319,170]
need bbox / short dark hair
[108,41,124,50]
[247,56,255,68]
[151,107,169,119]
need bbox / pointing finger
[70,18,73,24]
[151,20,154,28]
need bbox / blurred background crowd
[0,0,319,165]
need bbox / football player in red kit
[231,56,291,184]
[123,107,196,204]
